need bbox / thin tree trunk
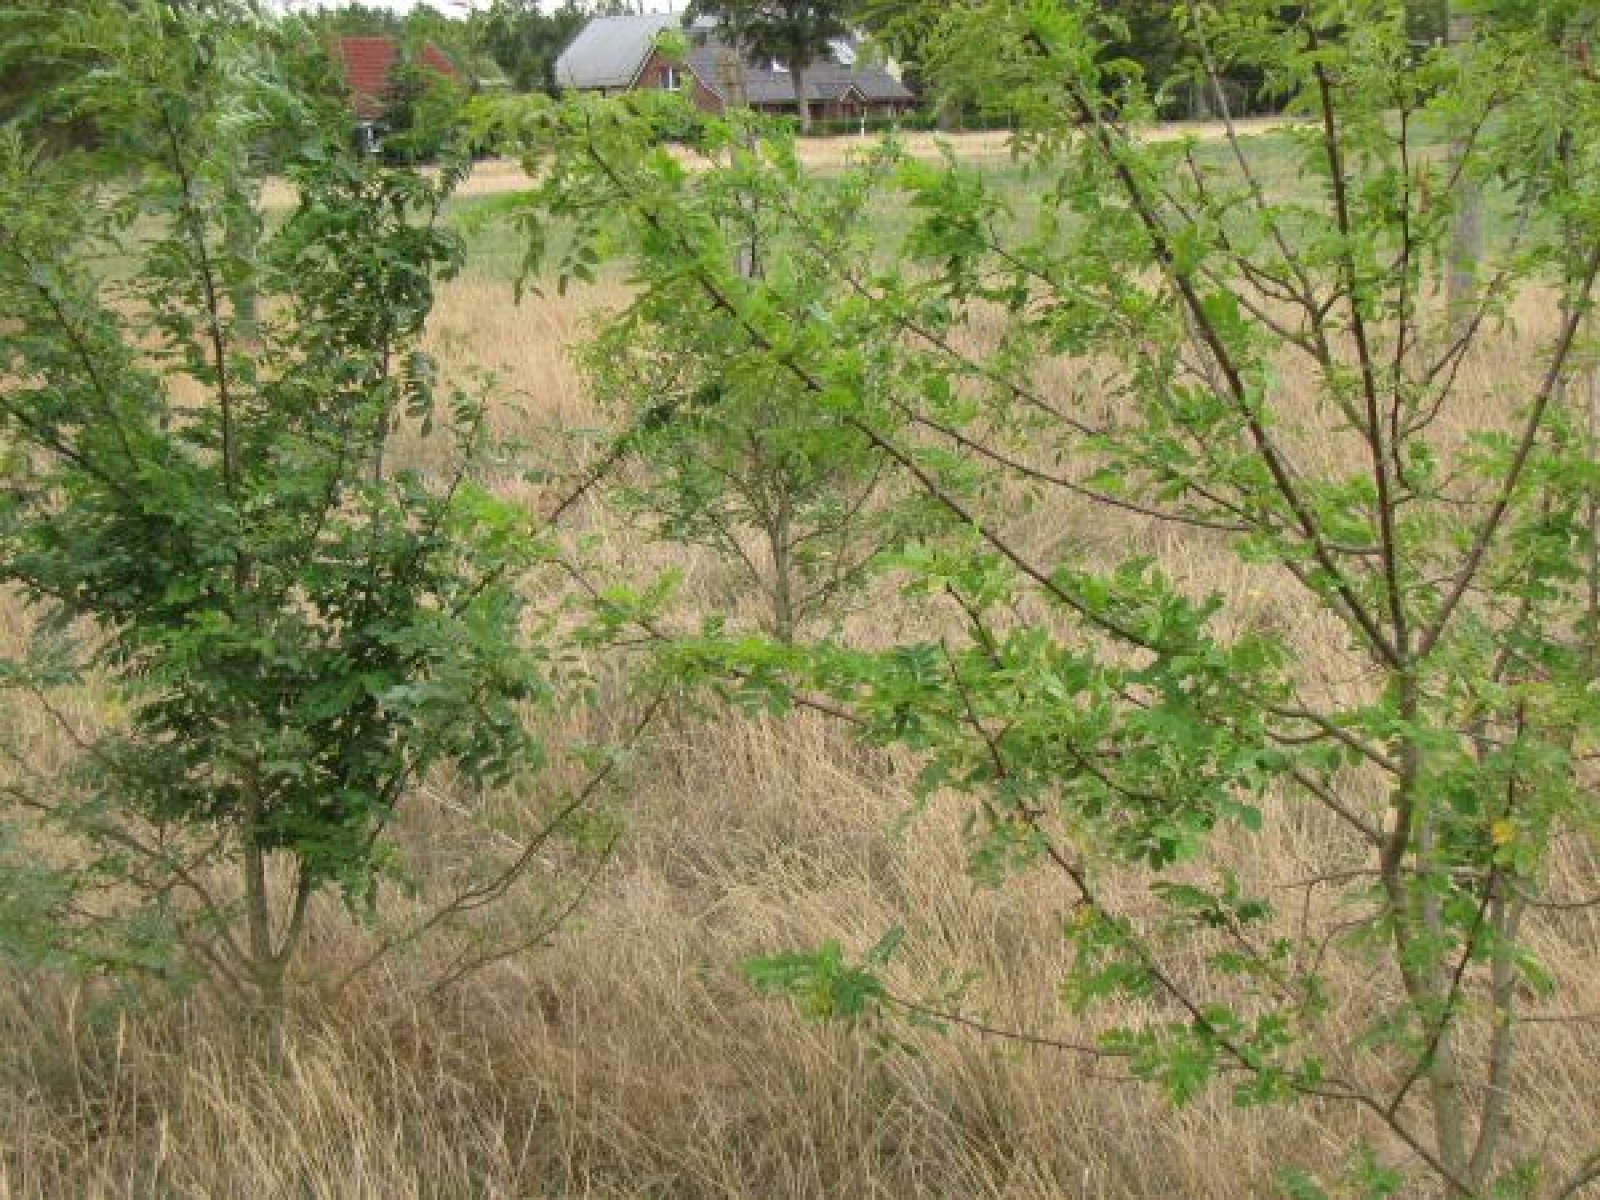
[1385,675,1472,1186]
[1467,885,1524,1187]
[790,57,810,134]
[769,484,796,644]
[241,823,289,1049]
[1417,814,1472,1183]
[1586,326,1599,664]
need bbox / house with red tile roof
[332,35,458,154]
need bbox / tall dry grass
[3,244,1599,1200]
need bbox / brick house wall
[635,48,724,114]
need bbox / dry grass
[4,181,1600,1199]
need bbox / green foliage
[0,0,609,1013]
[1278,1146,1411,1200]
[744,926,911,1054]
[0,0,104,151]
[497,94,917,641]
[504,0,1600,1192]
[302,2,405,38]
[744,933,893,1021]
[383,47,470,163]
[806,113,916,137]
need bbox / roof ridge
[557,15,914,103]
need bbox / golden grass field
[4,143,1600,1199]
[256,119,1299,208]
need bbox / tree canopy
[479,0,587,94]
[684,0,854,131]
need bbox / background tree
[1409,0,1449,44]
[400,2,490,85]
[301,1,403,38]
[685,0,854,134]
[479,0,587,94]
[857,2,1454,119]
[562,113,907,641]
[382,43,470,161]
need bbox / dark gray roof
[554,15,914,105]
[685,36,914,105]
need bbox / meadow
[5,120,1600,1200]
